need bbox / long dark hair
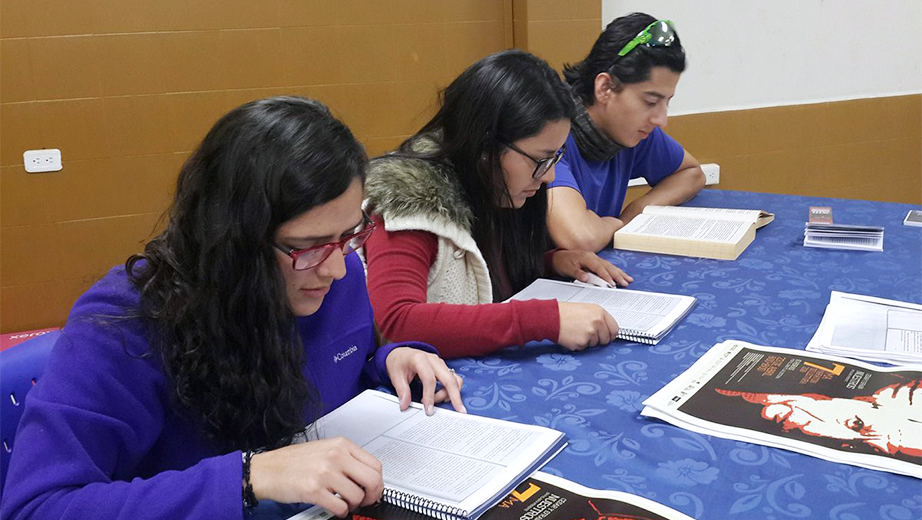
[126,97,367,452]
[395,49,573,296]
[565,12,686,105]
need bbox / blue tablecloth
[448,190,922,520]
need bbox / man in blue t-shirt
[548,13,705,252]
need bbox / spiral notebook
[289,471,694,520]
[509,279,696,345]
[313,390,567,520]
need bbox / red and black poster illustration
[675,345,921,466]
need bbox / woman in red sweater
[363,50,633,359]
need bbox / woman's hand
[249,438,383,517]
[557,302,619,351]
[385,347,466,415]
[551,250,633,287]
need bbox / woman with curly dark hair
[1,97,463,520]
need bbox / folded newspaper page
[806,291,922,365]
[288,472,693,520]
[642,340,921,479]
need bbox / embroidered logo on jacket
[334,345,358,363]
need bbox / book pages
[313,390,567,520]
[612,206,769,260]
[642,205,772,227]
[620,213,752,243]
[509,279,696,344]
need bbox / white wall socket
[624,163,720,187]
[23,149,63,173]
[702,163,720,185]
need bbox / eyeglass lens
[617,20,675,59]
[533,147,565,179]
[292,226,374,270]
[647,21,675,47]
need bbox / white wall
[602,1,922,115]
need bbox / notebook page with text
[315,390,566,520]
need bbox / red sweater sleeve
[364,216,560,358]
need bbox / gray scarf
[568,86,624,163]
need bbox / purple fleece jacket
[0,253,433,520]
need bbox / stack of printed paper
[804,222,884,251]
[806,292,922,365]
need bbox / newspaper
[289,472,693,520]
[642,340,921,479]
[806,291,922,365]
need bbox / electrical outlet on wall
[23,149,63,173]
[702,163,720,185]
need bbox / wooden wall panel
[512,0,601,72]
[642,95,922,204]
[624,95,922,206]
[0,1,512,333]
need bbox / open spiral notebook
[308,390,567,520]
[509,278,696,345]
[290,471,694,520]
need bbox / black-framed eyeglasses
[504,142,567,179]
[274,211,376,271]
[616,20,676,59]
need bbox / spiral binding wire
[617,329,657,345]
[383,488,470,520]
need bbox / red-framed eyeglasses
[274,211,376,271]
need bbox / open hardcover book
[642,340,922,479]
[310,390,567,520]
[613,206,774,260]
[509,279,695,345]
[289,472,693,520]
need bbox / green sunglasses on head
[617,19,676,58]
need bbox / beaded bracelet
[242,450,258,509]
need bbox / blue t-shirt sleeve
[631,128,685,186]
[546,134,580,192]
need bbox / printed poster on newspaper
[642,340,921,478]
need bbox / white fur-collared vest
[364,148,493,306]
